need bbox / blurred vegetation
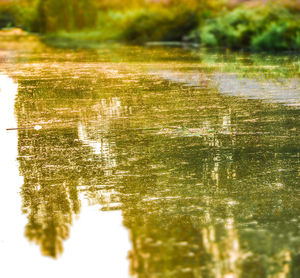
[1,0,300,51]
[199,4,300,51]
[35,0,97,32]
[121,8,199,43]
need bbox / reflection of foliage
[116,133,300,277]
[12,41,300,275]
[23,184,73,257]
[101,87,299,276]
[16,74,118,257]
[18,128,84,258]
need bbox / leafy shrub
[251,24,287,51]
[199,6,300,51]
[250,7,300,51]
[200,9,258,49]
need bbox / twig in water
[6,125,42,131]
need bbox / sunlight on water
[151,70,300,107]
[214,74,300,107]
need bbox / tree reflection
[13,48,300,277]
[18,128,82,257]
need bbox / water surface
[0,34,299,278]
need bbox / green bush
[251,23,288,51]
[199,6,300,51]
[200,9,258,49]
[251,9,300,51]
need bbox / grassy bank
[1,0,300,52]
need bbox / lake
[0,33,299,278]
